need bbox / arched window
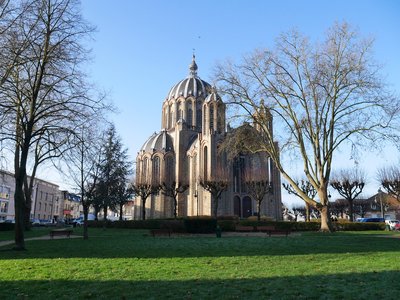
[203,146,208,180]
[169,105,173,128]
[217,106,222,133]
[152,156,160,185]
[210,107,214,131]
[177,102,182,121]
[165,156,175,184]
[187,102,193,127]
[142,158,148,183]
[197,108,202,129]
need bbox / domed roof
[140,130,174,153]
[167,55,212,101]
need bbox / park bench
[256,225,291,237]
[49,228,73,239]
[235,225,254,232]
[150,228,171,237]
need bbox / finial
[189,53,198,77]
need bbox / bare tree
[199,165,229,218]
[330,169,365,221]
[329,199,348,220]
[60,122,104,240]
[0,0,100,250]
[283,179,317,222]
[378,165,400,202]
[161,181,189,219]
[132,181,160,220]
[353,198,369,218]
[214,22,399,231]
[243,166,272,222]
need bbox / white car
[385,220,400,230]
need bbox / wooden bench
[150,228,171,237]
[49,229,73,239]
[256,226,291,237]
[235,225,254,232]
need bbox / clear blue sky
[76,0,400,206]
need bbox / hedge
[333,221,385,231]
[184,218,217,233]
[84,218,386,232]
[0,223,14,231]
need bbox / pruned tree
[132,181,160,220]
[283,179,317,222]
[0,0,102,250]
[243,166,272,221]
[353,198,370,218]
[199,165,229,218]
[114,181,133,221]
[161,181,189,219]
[378,165,400,203]
[330,169,365,221]
[329,199,348,220]
[214,22,399,231]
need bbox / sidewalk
[0,234,81,248]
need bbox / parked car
[356,217,385,223]
[71,217,84,227]
[31,219,41,226]
[385,220,400,230]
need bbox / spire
[189,54,198,77]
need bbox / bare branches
[199,166,229,218]
[243,166,272,221]
[161,181,189,219]
[330,168,365,222]
[132,181,160,220]
[0,0,104,249]
[214,22,399,232]
[378,165,400,202]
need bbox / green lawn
[1,228,400,299]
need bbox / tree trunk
[103,205,107,221]
[257,200,261,222]
[119,205,123,221]
[319,205,332,232]
[305,202,310,222]
[213,196,218,218]
[142,198,146,220]
[13,181,26,250]
[23,204,31,231]
[173,198,177,219]
[348,199,354,222]
[83,204,89,240]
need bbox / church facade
[134,56,282,220]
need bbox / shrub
[160,220,186,233]
[334,221,385,231]
[0,222,14,231]
[217,220,236,231]
[184,217,217,233]
[217,215,239,221]
[87,219,163,229]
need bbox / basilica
[134,56,282,220]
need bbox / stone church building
[135,56,282,220]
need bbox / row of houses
[0,170,82,223]
[1,170,136,223]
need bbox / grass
[1,228,400,299]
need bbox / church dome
[167,55,212,101]
[140,130,174,153]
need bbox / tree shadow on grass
[1,232,400,259]
[0,271,399,299]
